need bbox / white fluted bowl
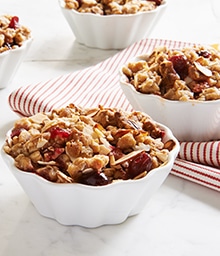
[58,0,167,49]
[0,38,32,89]
[2,121,179,228]
[120,55,220,142]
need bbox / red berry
[76,0,82,7]
[127,151,152,179]
[191,82,209,94]
[110,147,124,160]
[149,0,163,5]
[169,55,189,79]
[198,50,211,58]
[44,147,64,161]
[10,128,24,138]
[8,16,19,29]
[78,169,110,186]
[49,127,70,139]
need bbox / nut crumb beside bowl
[120,45,220,142]
[0,15,32,89]
[58,0,167,49]
[2,105,179,227]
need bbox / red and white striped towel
[8,38,220,192]
[9,38,193,116]
[174,142,220,191]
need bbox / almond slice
[112,149,144,165]
[57,170,73,183]
[37,160,57,165]
[194,62,212,77]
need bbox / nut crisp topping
[63,0,163,15]
[122,45,220,101]
[4,105,176,186]
[0,15,31,53]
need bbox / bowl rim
[0,37,33,58]
[120,53,220,105]
[58,0,167,18]
[2,120,179,190]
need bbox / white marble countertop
[1,0,220,255]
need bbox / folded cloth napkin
[179,141,220,168]
[8,38,220,192]
[174,141,220,191]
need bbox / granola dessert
[4,105,176,186]
[122,45,220,101]
[63,0,163,15]
[0,15,31,53]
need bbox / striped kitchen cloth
[174,141,220,191]
[8,38,220,192]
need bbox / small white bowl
[2,122,179,228]
[58,0,167,49]
[120,55,220,142]
[0,38,32,89]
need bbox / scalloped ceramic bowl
[120,55,220,142]
[0,38,33,89]
[58,0,167,49]
[2,122,179,228]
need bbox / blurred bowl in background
[58,0,167,49]
[0,15,32,89]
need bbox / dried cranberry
[169,55,189,79]
[198,50,211,58]
[43,147,64,161]
[110,147,124,160]
[149,0,163,5]
[126,151,152,179]
[78,169,110,186]
[76,0,82,7]
[191,81,209,94]
[160,129,166,139]
[10,128,23,138]
[49,127,70,139]
[8,16,19,29]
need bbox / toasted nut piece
[194,62,212,77]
